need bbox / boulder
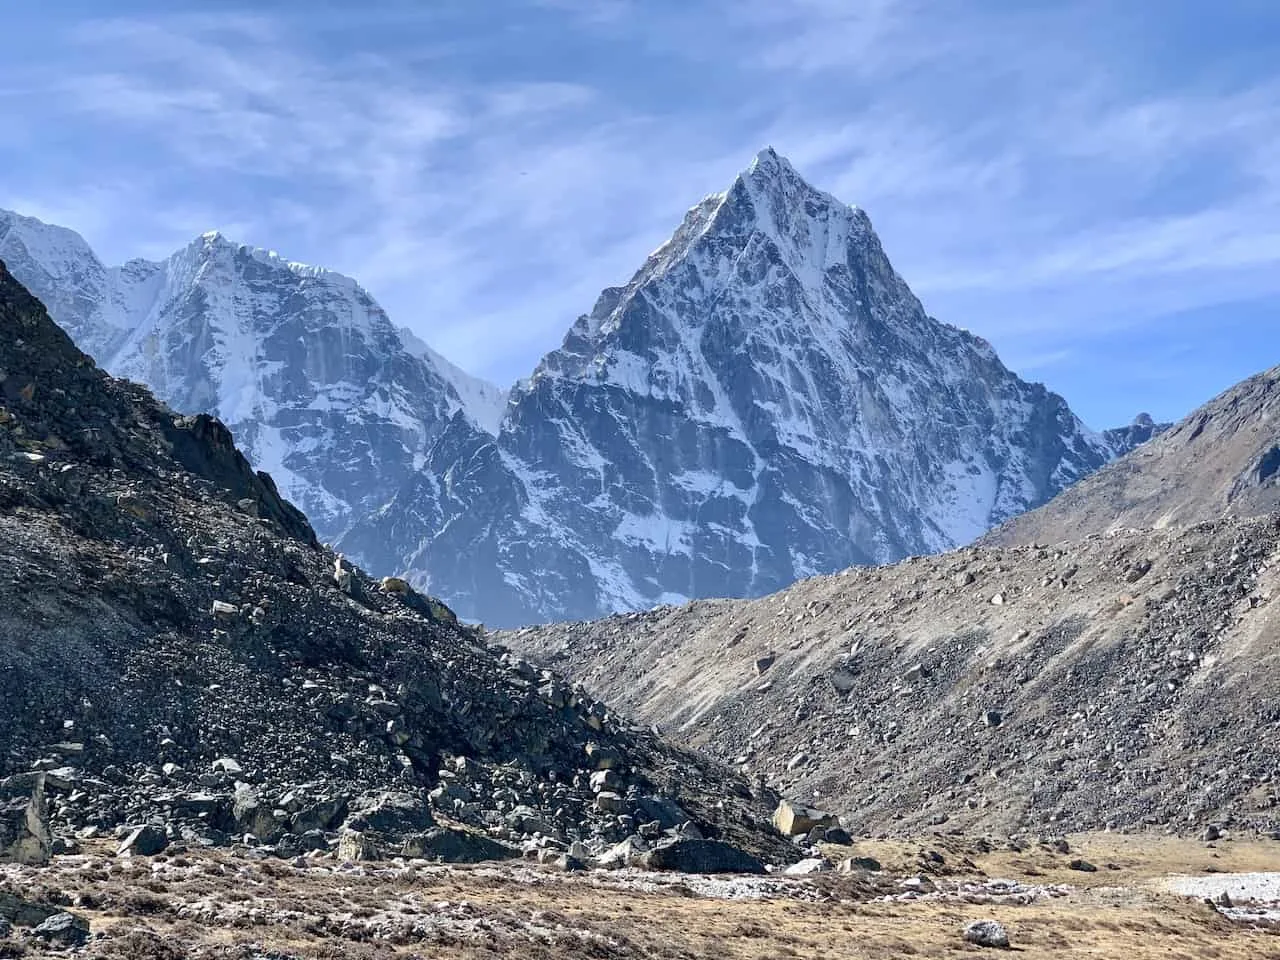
[400,827,518,863]
[118,824,168,857]
[772,799,836,837]
[33,912,90,947]
[640,838,766,875]
[0,891,61,927]
[598,835,650,869]
[963,919,1010,948]
[337,830,381,862]
[0,772,50,865]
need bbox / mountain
[502,513,1280,838]
[3,150,1160,629]
[341,148,1143,626]
[0,258,792,868]
[0,210,502,542]
[986,367,1280,547]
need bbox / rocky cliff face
[0,211,501,543]
[0,259,790,866]
[343,149,1136,625]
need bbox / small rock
[33,912,89,947]
[983,710,1003,728]
[1069,858,1098,872]
[1201,824,1221,842]
[118,824,168,857]
[838,855,883,873]
[963,919,1010,948]
[754,654,776,676]
[211,600,238,618]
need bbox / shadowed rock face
[985,366,1280,547]
[0,260,792,866]
[342,149,1140,627]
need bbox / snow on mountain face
[340,148,1137,627]
[0,210,500,542]
[398,326,510,436]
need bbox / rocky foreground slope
[986,365,1280,546]
[505,514,1280,837]
[0,260,793,871]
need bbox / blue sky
[3,0,1279,428]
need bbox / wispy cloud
[2,0,1278,425]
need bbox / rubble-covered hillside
[0,259,793,871]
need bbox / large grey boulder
[640,838,766,875]
[0,773,50,865]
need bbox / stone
[823,826,852,845]
[585,742,620,770]
[380,576,411,594]
[400,827,518,863]
[337,830,380,862]
[0,772,50,865]
[772,799,836,837]
[595,791,626,813]
[983,710,1004,728]
[1201,824,1221,842]
[838,856,883,873]
[118,824,168,857]
[1069,858,1098,872]
[211,600,238,618]
[598,835,650,869]
[33,912,90,947]
[211,757,244,776]
[641,838,766,875]
[754,654,777,676]
[963,919,1010,948]
[0,916,10,938]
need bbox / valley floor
[2,833,1279,958]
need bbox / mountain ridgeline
[1,150,1154,626]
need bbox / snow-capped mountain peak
[2,211,507,542]
[339,148,1142,627]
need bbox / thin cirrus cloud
[0,0,1278,427]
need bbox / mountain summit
[340,151,1134,625]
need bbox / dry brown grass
[1,833,1276,959]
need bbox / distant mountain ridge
[2,150,1160,626]
[0,210,504,543]
[986,366,1280,547]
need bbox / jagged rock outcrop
[0,260,791,867]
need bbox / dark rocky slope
[0,260,791,868]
